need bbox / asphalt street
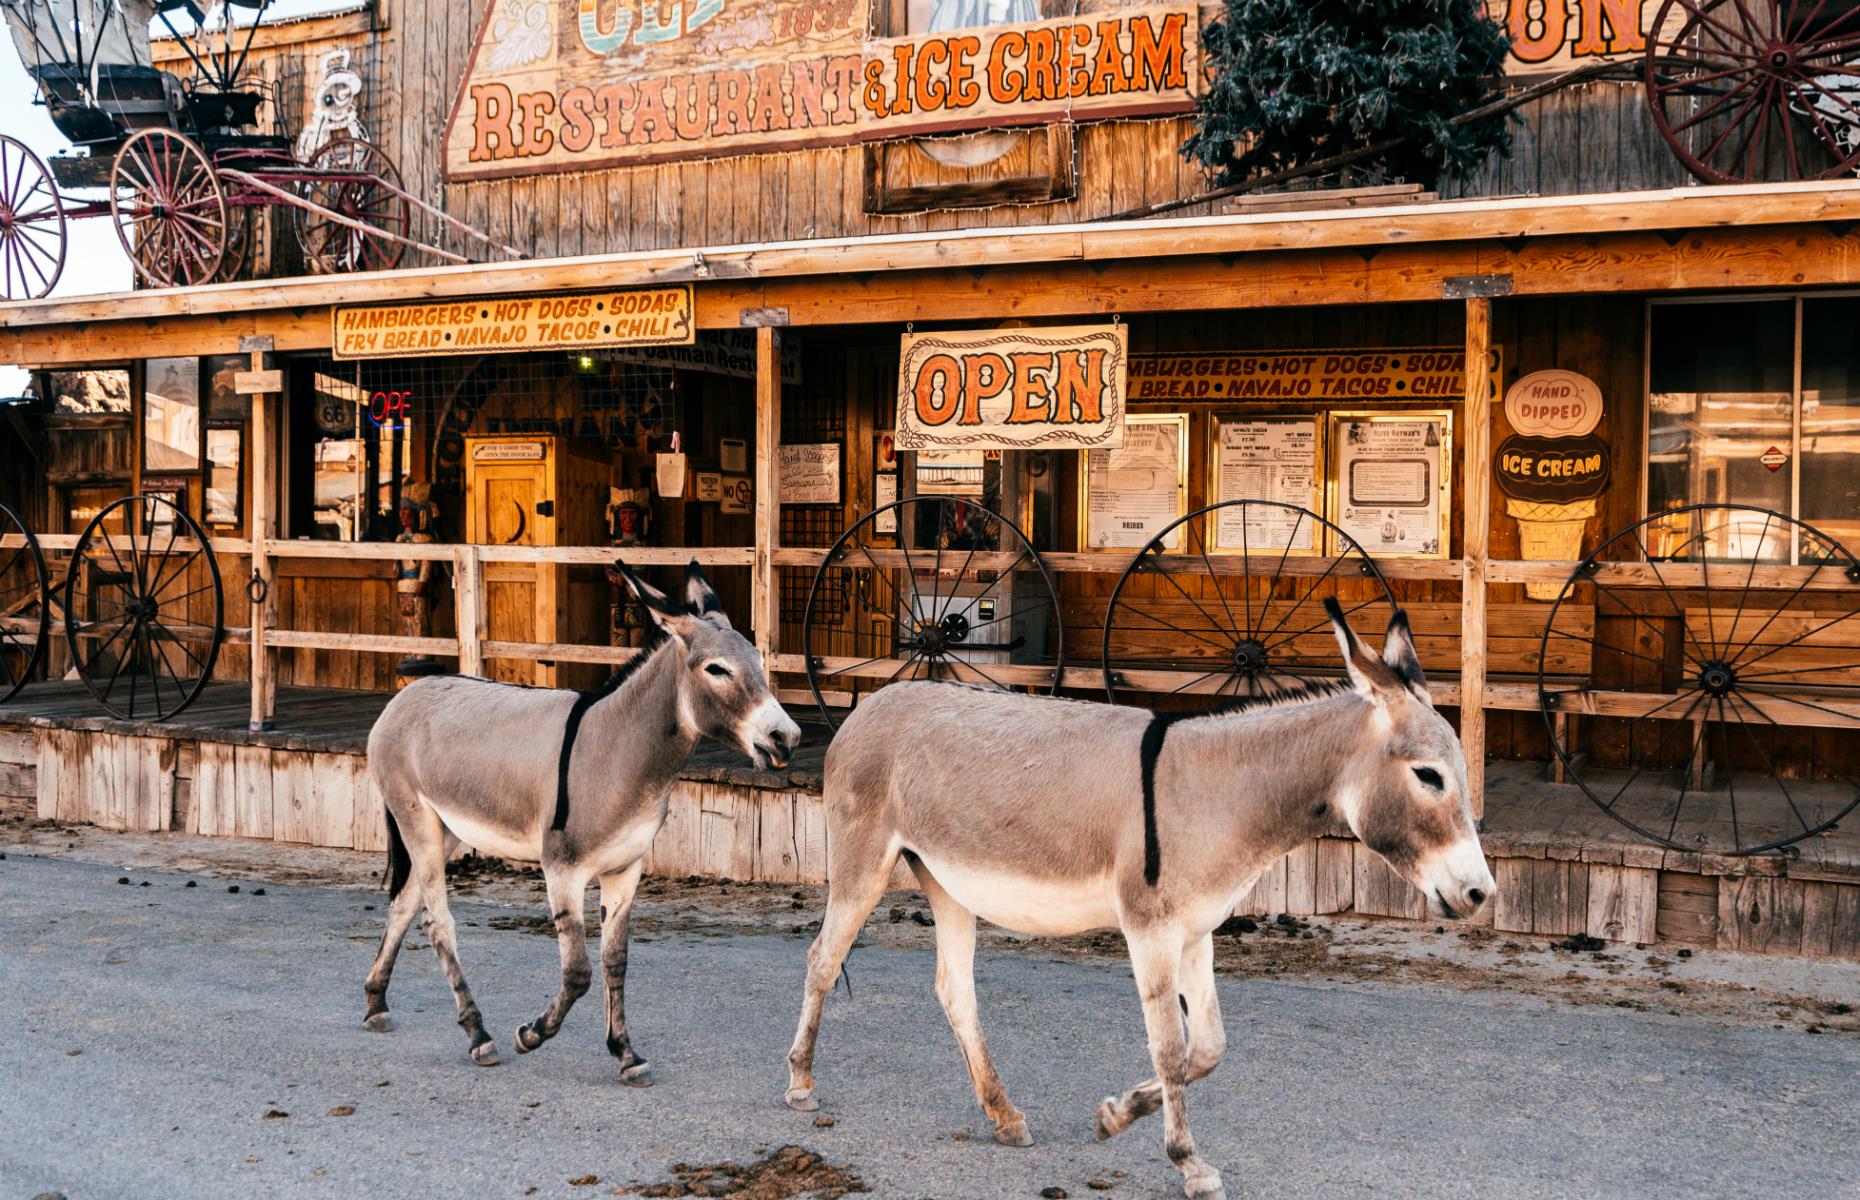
[2,851,1856,1200]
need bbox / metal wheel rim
[0,501,50,704]
[1537,503,1860,855]
[294,137,409,274]
[110,129,228,288]
[801,496,1064,731]
[0,134,67,301]
[63,494,224,722]
[1101,500,1398,706]
[1646,0,1860,184]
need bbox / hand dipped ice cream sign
[1496,370,1609,597]
[896,323,1128,451]
[443,0,1197,178]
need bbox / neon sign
[368,389,414,431]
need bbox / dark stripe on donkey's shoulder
[1139,711,1194,887]
[551,626,670,832]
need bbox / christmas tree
[1184,0,1513,189]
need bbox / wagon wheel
[1101,501,1399,707]
[801,496,1064,731]
[0,502,49,704]
[0,134,66,301]
[1646,0,1860,183]
[214,203,256,282]
[63,494,224,722]
[1539,504,1860,855]
[295,137,409,274]
[110,129,228,288]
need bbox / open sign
[368,389,414,430]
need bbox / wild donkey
[363,561,800,1080]
[785,601,1494,1200]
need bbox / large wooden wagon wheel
[800,496,1064,730]
[1646,0,1860,183]
[295,137,410,275]
[1101,500,1398,706]
[1538,504,1860,855]
[0,501,50,704]
[0,134,67,301]
[63,494,224,722]
[110,128,228,288]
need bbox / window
[143,357,201,473]
[1646,297,1860,560]
[301,364,410,542]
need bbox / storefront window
[307,367,410,541]
[143,357,201,473]
[1800,297,1860,549]
[1647,300,1797,560]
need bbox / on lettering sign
[1504,369,1603,438]
[896,324,1129,452]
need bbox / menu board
[1083,415,1186,551]
[1211,417,1320,553]
[1328,412,1452,558]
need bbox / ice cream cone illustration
[1509,497,1597,600]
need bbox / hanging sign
[1129,348,1500,404]
[896,324,1129,452]
[443,0,1197,179]
[332,287,694,360]
[1504,369,1603,438]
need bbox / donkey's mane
[1170,677,1353,723]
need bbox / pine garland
[1185,0,1514,189]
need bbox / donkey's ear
[607,560,685,620]
[1324,597,1406,702]
[1380,609,1432,706]
[683,559,731,627]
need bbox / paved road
[2,852,1857,1200]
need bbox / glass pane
[143,357,200,472]
[1800,297,1860,551]
[1646,302,1793,560]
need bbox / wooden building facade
[4,0,1860,959]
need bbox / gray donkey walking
[362,560,800,1080]
[785,601,1494,1200]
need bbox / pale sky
[1,0,355,394]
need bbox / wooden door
[466,440,559,687]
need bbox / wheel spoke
[1110,601,1233,653]
[1191,521,1240,642]
[1729,599,1860,674]
[1724,695,1815,837]
[1636,534,1716,670]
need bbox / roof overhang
[7,179,1860,365]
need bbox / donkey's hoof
[514,1024,545,1054]
[470,1041,501,1067]
[784,1087,819,1112]
[361,1012,395,1034]
[1184,1171,1225,1200]
[994,1119,1034,1148]
[1093,1096,1126,1142]
[619,1061,654,1088]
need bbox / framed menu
[1326,411,1452,559]
[1081,413,1188,551]
[1209,416,1322,554]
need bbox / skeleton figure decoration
[294,46,366,161]
[785,601,1494,1200]
[361,561,800,1077]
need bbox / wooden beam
[453,545,486,678]
[1461,297,1493,818]
[246,350,277,732]
[752,326,781,677]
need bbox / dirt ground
[6,813,1857,1045]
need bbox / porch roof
[7,178,1860,364]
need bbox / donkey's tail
[384,808,412,901]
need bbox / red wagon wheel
[295,137,410,275]
[0,134,67,301]
[110,128,228,288]
[1647,0,1860,183]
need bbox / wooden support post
[1461,297,1492,818]
[241,337,278,732]
[454,544,485,678]
[752,325,782,679]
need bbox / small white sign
[694,472,722,502]
[719,437,748,473]
[656,452,688,499]
[472,441,546,461]
[720,475,752,514]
